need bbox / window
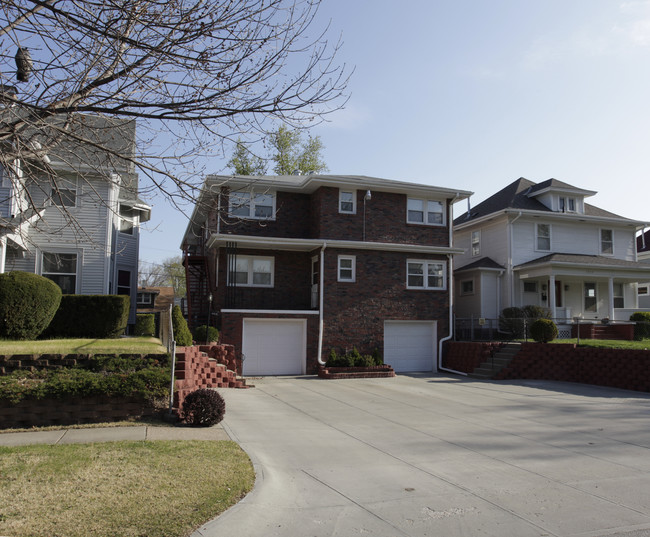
[460,279,474,295]
[406,260,446,290]
[524,281,538,293]
[639,285,649,297]
[613,283,624,309]
[117,270,131,296]
[119,205,138,235]
[584,282,597,313]
[471,230,480,256]
[229,255,274,287]
[559,197,575,212]
[42,252,77,294]
[228,190,275,219]
[339,190,356,214]
[51,188,76,207]
[600,229,613,255]
[337,255,356,282]
[536,223,551,251]
[137,292,153,305]
[407,198,444,225]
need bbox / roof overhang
[514,257,650,282]
[206,233,465,255]
[120,198,151,223]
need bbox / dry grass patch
[0,440,254,537]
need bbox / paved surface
[192,374,650,537]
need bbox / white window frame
[39,250,80,294]
[613,282,624,309]
[137,292,153,306]
[228,190,276,220]
[471,230,480,257]
[460,279,474,296]
[600,228,614,255]
[406,259,447,290]
[337,255,356,282]
[523,281,538,294]
[536,223,551,252]
[638,284,650,297]
[339,190,356,214]
[559,196,576,212]
[406,197,445,226]
[228,255,274,288]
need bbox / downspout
[317,242,327,365]
[216,191,222,235]
[438,194,467,376]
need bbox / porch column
[608,277,614,320]
[549,274,556,320]
[0,236,6,274]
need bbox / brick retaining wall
[442,342,504,373]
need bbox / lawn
[0,337,167,355]
[0,440,255,537]
[550,338,650,350]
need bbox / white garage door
[242,319,306,376]
[384,321,437,372]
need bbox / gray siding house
[0,116,150,327]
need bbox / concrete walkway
[193,374,650,537]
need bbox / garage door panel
[384,321,437,373]
[243,319,305,376]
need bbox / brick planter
[0,396,157,429]
[318,364,395,379]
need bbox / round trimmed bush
[182,388,226,426]
[193,325,220,343]
[0,271,62,340]
[530,318,558,343]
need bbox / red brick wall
[442,342,503,373]
[494,343,650,393]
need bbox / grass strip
[0,337,167,356]
[0,440,254,537]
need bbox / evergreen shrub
[0,271,62,340]
[43,295,130,338]
[172,305,192,346]
[193,325,220,343]
[135,314,156,337]
[630,311,650,340]
[182,388,226,426]
[529,318,558,343]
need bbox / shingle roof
[455,257,505,272]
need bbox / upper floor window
[337,255,356,282]
[559,197,576,212]
[229,191,275,219]
[51,187,76,208]
[407,198,444,226]
[42,252,77,294]
[471,230,480,256]
[406,259,446,290]
[600,229,613,255]
[137,292,154,306]
[229,255,274,287]
[536,223,551,251]
[339,190,356,214]
[119,205,138,235]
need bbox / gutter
[317,242,327,365]
[438,193,467,376]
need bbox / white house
[454,178,650,328]
[0,115,151,327]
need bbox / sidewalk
[0,424,230,446]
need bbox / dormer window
[559,197,576,212]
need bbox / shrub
[182,388,226,427]
[630,312,650,340]
[0,271,62,340]
[172,305,192,346]
[135,314,156,337]
[530,318,558,343]
[193,325,220,343]
[355,354,376,368]
[43,295,130,338]
[372,348,383,366]
[326,347,378,368]
[499,305,551,339]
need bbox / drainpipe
[0,236,6,274]
[317,242,327,365]
[216,191,222,235]
[438,194,467,376]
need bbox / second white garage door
[242,319,306,376]
[384,321,437,372]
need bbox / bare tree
[0,0,349,231]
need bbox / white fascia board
[206,233,465,255]
[514,260,650,276]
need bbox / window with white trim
[337,255,356,282]
[471,230,480,256]
[406,198,445,226]
[523,281,538,293]
[460,279,474,295]
[228,190,275,219]
[613,283,624,309]
[406,259,446,290]
[639,285,649,297]
[51,187,76,208]
[137,292,154,305]
[229,255,274,287]
[600,229,613,255]
[339,190,356,214]
[41,252,77,294]
[119,205,138,235]
[536,223,551,251]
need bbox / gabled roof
[454,177,627,225]
[455,257,505,272]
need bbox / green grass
[0,440,255,537]
[550,338,650,350]
[0,337,167,355]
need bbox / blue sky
[139,0,650,266]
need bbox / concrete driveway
[193,374,650,537]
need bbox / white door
[384,321,437,372]
[242,319,306,376]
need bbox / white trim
[228,190,276,220]
[338,189,357,214]
[222,309,320,314]
[337,254,356,282]
[600,228,614,256]
[227,254,274,287]
[471,229,480,257]
[406,197,446,226]
[535,222,551,252]
[406,259,447,290]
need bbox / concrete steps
[468,342,521,379]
